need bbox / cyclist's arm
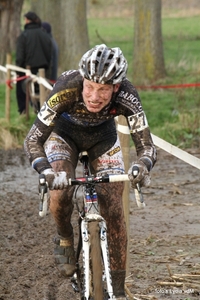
[117,79,157,171]
[129,123,156,171]
[24,76,64,173]
[24,70,80,173]
[24,115,56,173]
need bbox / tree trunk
[0,0,23,80]
[59,0,89,72]
[30,0,89,75]
[133,0,166,85]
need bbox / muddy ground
[0,147,200,300]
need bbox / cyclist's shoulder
[60,69,81,81]
[55,70,82,89]
[118,78,139,94]
[46,70,82,106]
[115,78,141,102]
[49,70,82,94]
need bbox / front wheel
[89,221,104,300]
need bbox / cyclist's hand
[128,161,150,189]
[42,169,68,189]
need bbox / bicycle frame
[71,151,117,299]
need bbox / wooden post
[25,80,30,120]
[39,68,46,108]
[116,116,130,276]
[5,53,12,122]
[25,66,31,120]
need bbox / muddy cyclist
[24,44,157,299]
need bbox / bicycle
[38,151,145,300]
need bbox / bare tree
[133,0,165,85]
[0,0,23,79]
[30,0,89,74]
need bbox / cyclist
[24,44,157,299]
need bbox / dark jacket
[49,36,59,81]
[16,23,52,74]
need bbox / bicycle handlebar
[38,172,145,217]
[68,174,129,185]
[68,173,145,209]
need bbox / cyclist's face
[82,79,120,113]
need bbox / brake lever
[38,174,49,217]
[132,166,146,208]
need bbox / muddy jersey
[24,70,157,173]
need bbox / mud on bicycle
[38,151,144,300]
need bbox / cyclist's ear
[113,83,120,92]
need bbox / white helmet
[79,44,128,84]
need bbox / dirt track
[0,147,200,300]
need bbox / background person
[42,21,59,81]
[24,44,157,299]
[16,11,52,114]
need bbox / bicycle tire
[89,220,104,300]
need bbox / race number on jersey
[128,112,148,133]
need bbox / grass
[0,84,36,149]
[88,14,200,148]
[88,17,134,78]
[1,12,200,149]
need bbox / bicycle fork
[81,218,115,300]
[99,220,115,299]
